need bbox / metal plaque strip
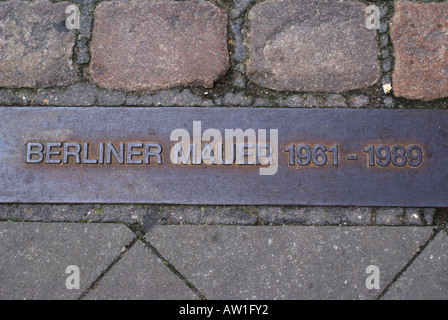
[0,107,446,206]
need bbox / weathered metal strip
[0,107,447,206]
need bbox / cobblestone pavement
[1,0,448,300]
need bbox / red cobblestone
[246,0,380,92]
[391,0,448,101]
[89,0,229,91]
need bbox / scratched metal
[0,107,447,206]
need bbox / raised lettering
[26,143,44,163]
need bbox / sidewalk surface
[1,206,447,300]
[1,0,448,300]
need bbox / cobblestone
[97,90,127,106]
[350,95,370,108]
[375,208,405,226]
[326,94,347,107]
[391,0,448,101]
[36,84,98,106]
[0,0,78,88]
[89,0,229,91]
[137,89,213,107]
[341,208,373,226]
[246,0,380,92]
[1,204,438,228]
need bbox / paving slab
[382,231,448,300]
[145,226,433,300]
[84,241,199,300]
[0,222,135,300]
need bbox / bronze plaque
[0,107,446,206]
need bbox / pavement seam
[376,227,441,300]
[77,235,138,300]
[127,223,208,300]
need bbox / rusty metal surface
[0,107,447,206]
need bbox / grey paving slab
[0,222,135,300]
[84,241,199,300]
[382,231,448,300]
[145,226,433,300]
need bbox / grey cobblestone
[233,76,246,89]
[380,34,389,48]
[383,96,395,108]
[375,208,405,226]
[221,92,252,106]
[1,205,439,227]
[304,95,319,107]
[125,93,140,106]
[283,207,307,224]
[422,208,436,225]
[78,2,95,41]
[0,89,14,105]
[230,19,246,63]
[404,208,425,226]
[138,89,212,107]
[154,206,202,225]
[341,208,373,226]
[36,84,98,106]
[230,0,252,19]
[200,206,257,225]
[326,207,342,225]
[246,0,380,93]
[1,89,35,106]
[379,22,388,34]
[326,94,347,107]
[253,97,270,107]
[99,205,147,223]
[382,59,392,72]
[350,95,370,108]
[257,206,283,224]
[76,40,90,65]
[276,95,303,108]
[98,89,126,106]
[305,208,327,226]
